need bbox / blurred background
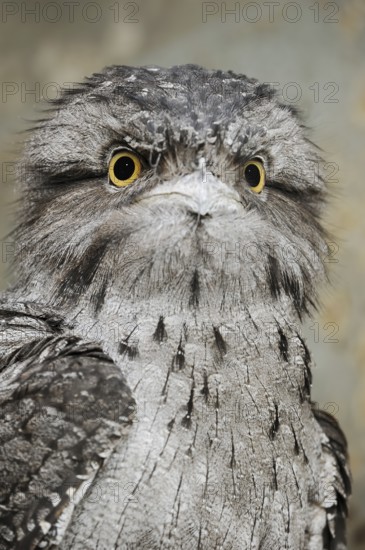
[0,0,364,546]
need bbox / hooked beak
[140,164,244,217]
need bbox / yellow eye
[243,159,266,193]
[108,150,142,187]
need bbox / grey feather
[0,301,135,549]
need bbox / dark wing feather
[313,407,351,550]
[0,301,135,550]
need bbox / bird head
[13,65,328,319]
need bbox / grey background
[0,0,364,546]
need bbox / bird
[0,64,351,550]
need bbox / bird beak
[140,169,243,217]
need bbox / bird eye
[243,159,266,193]
[108,150,142,187]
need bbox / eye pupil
[244,163,261,187]
[114,156,136,181]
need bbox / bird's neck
[69,295,310,413]
[69,290,302,354]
